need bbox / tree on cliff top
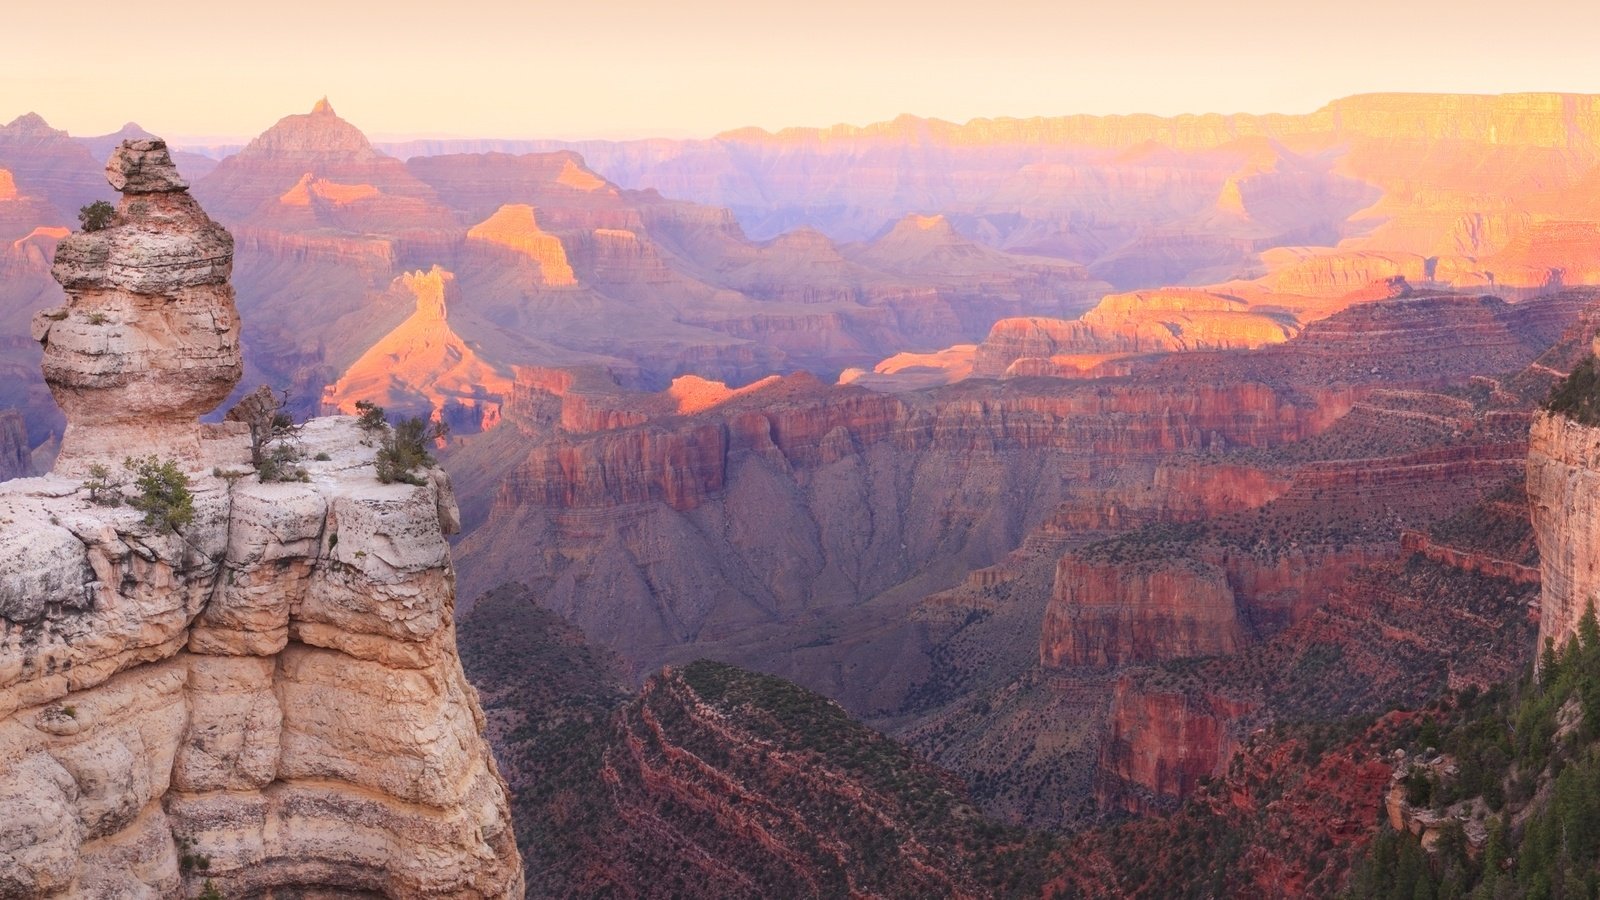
[78,200,114,232]
[225,385,307,482]
[375,415,448,486]
[124,455,193,532]
[1544,354,1600,426]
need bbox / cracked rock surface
[33,139,241,477]
[2,138,522,898]
[0,420,522,898]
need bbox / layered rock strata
[1528,405,1600,653]
[32,140,241,475]
[0,139,522,898]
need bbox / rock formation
[0,409,28,480]
[33,139,241,476]
[973,289,1297,377]
[1040,556,1247,668]
[0,139,522,898]
[1528,362,1600,653]
[320,265,513,434]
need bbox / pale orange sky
[5,0,1600,141]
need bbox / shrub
[124,455,194,532]
[375,416,448,485]
[354,400,388,433]
[225,386,306,482]
[1545,355,1600,425]
[78,200,115,232]
[83,463,121,506]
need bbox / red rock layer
[1096,678,1255,814]
[1041,557,1246,667]
[1397,530,1540,585]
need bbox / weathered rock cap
[105,138,188,193]
[50,137,232,294]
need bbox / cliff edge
[0,140,523,898]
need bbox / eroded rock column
[33,139,241,475]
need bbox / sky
[6,0,1600,142]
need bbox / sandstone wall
[2,136,521,899]
[0,419,523,898]
[1528,410,1600,653]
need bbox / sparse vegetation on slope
[458,586,1061,898]
[1543,354,1600,426]
[1343,611,1600,899]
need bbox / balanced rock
[2,139,524,897]
[34,138,241,475]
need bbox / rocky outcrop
[1096,679,1253,813]
[0,409,28,480]
[0,422,523,898]
[1041,557,1246,667]
[973,289,1296,377]
[1,139,522,898]
[1528,407,1600,653]
[33,140,241,475]
[320,265,513,433]
[195,99,453,231]
[466,204,577,287]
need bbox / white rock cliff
[0,140,523,898]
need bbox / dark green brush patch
[1343,606,1600,900]
[1543,354,1600,425]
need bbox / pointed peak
[232,99,375,161]
[4,112,58,136]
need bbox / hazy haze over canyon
[11,5,1600,892]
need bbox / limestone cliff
[1528,403,1600,653]
[0,139,522,898]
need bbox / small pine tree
[78,200,115,232]
[374,416,448,485]
[83,463,121,506]
[124,455,194,532]
[354,400,388,433]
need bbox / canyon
[6,91,1600,897]
[442,284,1593,843]
[420,93,1600,294]
[8,93,1600,463]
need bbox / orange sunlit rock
[466,204,577,286]
[555,157,607,191]
[321,266,513,433]
[277,172,382,206]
